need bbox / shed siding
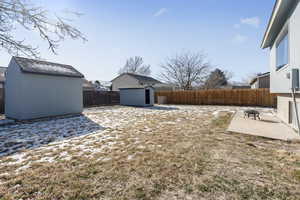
[120,89,145,106]
[5,60,83,120]
[120,87,154,107]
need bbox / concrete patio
[228,109,300,141]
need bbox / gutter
[261,0,282,49]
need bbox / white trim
[261,0,282,48]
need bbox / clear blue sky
[0,0,275,82]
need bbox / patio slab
[227,110,300,141]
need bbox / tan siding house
[111,73,160,91]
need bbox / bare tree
[0,0,86,57]
[118,56,151,76]
[241,72,258,85]
[159,51,211,90]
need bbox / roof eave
[261,0,298,49]
[261,0,282,49]
[111,73,125,82]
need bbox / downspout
[291,68,300,136]
[291,88,300,135]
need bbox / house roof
[111,73,161,84]
[0,66,7,83]
[119,86,154,90]
[261,0,299,49]
[249,72,270,85]
[13,56,84,78]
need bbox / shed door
[145,89,150,104]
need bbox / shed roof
[111,73,161,84]
[0,66,6,83]
[13,56,84,78]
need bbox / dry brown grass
[0,107,300,200]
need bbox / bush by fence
[155,88,277,107]
[83,91,120,107]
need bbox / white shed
[5,56,84,120]
[120,86,154,107]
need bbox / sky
[0,0,275,82]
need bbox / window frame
[275,27,289,71]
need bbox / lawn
[0,105,300,200]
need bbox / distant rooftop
[13,57,84,78]
[112,73,161,84]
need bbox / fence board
[83,91,120,107]
[155,89,277,107]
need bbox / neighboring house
[249,72,270,89]
[93,80,111,91]
[5,56,84,120]
[261,0,300,128]
[153,83,180,91]
[83,79,95,91]
[119,86,154,107]
[0,66,6,89]
[221,81,251,90]
[111,73,161,91]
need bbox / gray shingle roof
[14,57,84,78]
[112,73,161,84]
[0,66,6,83]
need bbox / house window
[276,32,288,69]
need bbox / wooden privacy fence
[155,89,278,107]
[83,91,120,107]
